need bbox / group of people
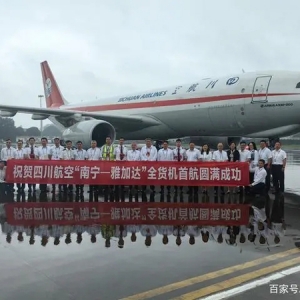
[0,136,287,200]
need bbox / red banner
[6,160,249,186]
[5,202,249,226]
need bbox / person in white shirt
[212,143,227,195]
[258,140,272,192]
[140,138,158,194]
[61,140,75,193]
[239,141,251,194]
[74,141,86,195]
[50,137,64,193]
[249,159,267,196]
[157,140,173,195]
[14,140,26,192]
[201,143,212,194]
[0,139,16,165]
[127,142,141,200]
[25,137,39,193]
[85,140,101,196]
[173,138,186,194]
[114,137,128,161]
[186,142,202,197]
[0,160,7,196]
[37,137,51,192]
[271,142,287,193]
[114,138,128,201]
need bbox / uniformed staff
[14,140,26,192]
[101,136,115,161]
[157,140,173,196]
[127,142,141,201]
[186,142,202,199]
[258,140,272,192]
[0,160,6,196]
[239,141,251,194]
[61,140,75,193]
[249,159,267,196]
[0,139,16,164]
[86,140,101,197]
[25,137,38,193]
[101,136,115,200]
[271,142,286,194]
[37,137,51,192]
[173,139,186,194]
[212,143,227,196]
[114,138,128,201]
[50,137,64,193]
[140,138,158,194]
[201,144,212,194]
[1,139,15,193]
[74,141,86,195]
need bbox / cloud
[1,0,300,130]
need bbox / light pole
[38,95,44,138]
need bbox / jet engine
[62,120,116,147]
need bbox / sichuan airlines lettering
[0,61,300,149]
[118,90,168,102]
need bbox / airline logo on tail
[45,78,52,98]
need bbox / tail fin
[41,61,68,108]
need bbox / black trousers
[272,165,284,192]
[264,164,271,191]
[250,182,265,195]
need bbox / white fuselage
[58,70,300,139]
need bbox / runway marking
[121,248,299,300]
[172,256,300,300]
[198,264,300,300]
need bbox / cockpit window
[296,82,300,88]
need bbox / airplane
[1,61,300,148]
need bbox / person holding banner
[25,137,39,193]
[226,142,240,194]
[140,138,158,195]
[61,140,75,193]
[50,137,64,193]
[157,140,173,196]
[173,138,186,195]
[186,142,202,199]
[37,137,51,192]
[114,138,128,201]
[74,141,86,195]
[14,140,27,193]
[249,159,267,196]
[86,140,101,197]
[0,160,7,197]
[1,139,16,193]
[201,143,213,194]
[212,143,228,196]
[127,142,141,201]
[101,136,115,200]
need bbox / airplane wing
[0,105,161,130]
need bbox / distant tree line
[0,117,61,141]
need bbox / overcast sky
[0,0,299,128]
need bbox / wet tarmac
[0,150,299,300]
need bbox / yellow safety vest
[102,145,114,160]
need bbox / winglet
[41,61,68,108]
